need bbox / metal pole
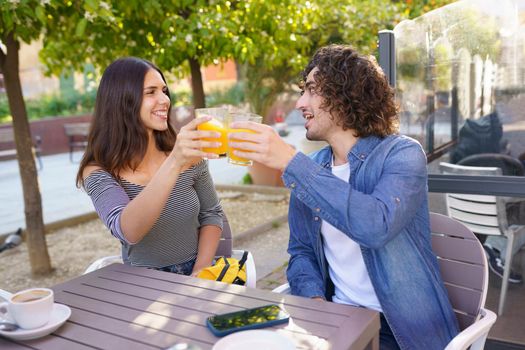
[378,30,396,87]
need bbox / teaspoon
[0,321,19,332]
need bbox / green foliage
[171,88,192,108]
[0,94,10,123]
[0,1,49,44]
[397,0,457,19]
[2,0,459,122]
[0,90,96,123]
[241,173,253,185]
[206,82,245,107]
[241,0,407,120]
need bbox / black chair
[0,128,43,170]
[457,153,524,176]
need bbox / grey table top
[0,264,379,350]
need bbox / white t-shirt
[321,161,382,312]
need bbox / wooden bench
[63,122,89,162]
[0,128,43,169]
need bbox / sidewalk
[0,151,248,237]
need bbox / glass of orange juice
[195,108,229,157]
[228,112,263,166]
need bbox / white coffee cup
[0,287,54,329]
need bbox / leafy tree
[240,0,458,121]
[39,0,456,119]
[240,0,406,122]
[1,0,53,275]
[41,0,290,110]
[0,0,115,276]
[396,0,457,19]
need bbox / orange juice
[228,129,256,165]
[197,118,228,155]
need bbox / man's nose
[295,94,307,110]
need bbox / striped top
[84,160,223,268]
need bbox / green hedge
[206,82,245,107]
[0,89,97,124]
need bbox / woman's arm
[192,161,224,275]
[192,225,222,276]
[83,117,221,244]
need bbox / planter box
[0,114,93,156]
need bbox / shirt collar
[318,135,383,168]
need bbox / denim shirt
[282,135,458,350]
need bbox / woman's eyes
[144,88,167,95]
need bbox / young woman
[77,57,224,276]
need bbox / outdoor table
[0,263,379,349]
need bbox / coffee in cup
[0,288,54,329]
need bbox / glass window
[394,0,525,172]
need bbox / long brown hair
[301,44,399,138]
[76,57,176,188]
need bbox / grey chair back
[439,162,509,235]
[216,215,233,257]
[430,212,488,331]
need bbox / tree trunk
[0,31,52,275]
[189,58,206,109]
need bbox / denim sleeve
[194,160,224,230]
[283,140,428,249]
[286,195,326,299]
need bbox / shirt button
[359,154,366,160]
[314,217,319,221]
[315,208,320,212]
[394,197,401,203]
[290,183,296,188]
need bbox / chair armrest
[444,308,497,350]
[232,249,256,288]
[272,282,290,294]
[84,255,123,274]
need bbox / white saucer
[0,303,71,341]
[212,330,296,350]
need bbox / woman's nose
[159,92,170,105]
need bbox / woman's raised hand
[171,116,222,170]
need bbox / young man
[229,44,458,349]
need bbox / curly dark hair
[301,44,399,138]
